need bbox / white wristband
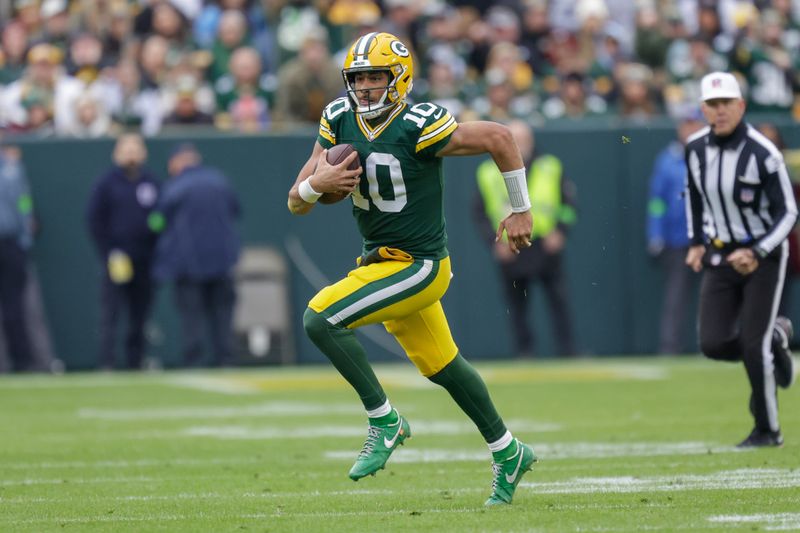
[298,176,323,203]
[502,167,531,213]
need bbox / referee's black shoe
[772,316,796,389]
[736,428,784,448]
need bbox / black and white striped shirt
[684,121,798,257]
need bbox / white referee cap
[700,72,742,101]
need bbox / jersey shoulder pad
[401,102,458,153]
[318,97,351,145]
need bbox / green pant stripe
[326,259,436,326]
[323,261,425,319]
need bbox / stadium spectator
[39,0,71,54]
[86,134,160,370]
[162,75,215,127]
[214,46,271,131]
[474,120,577,358]
[646,107,704,354]
[0,21,30,86]
[685,72,797,448]
[138,35,171,90]
[152,143,241,367]
[0,139,35,372]
[0,0,798,136]
[540,70,608,121]
[274,31,342,126]
[664,32,729,118]
[616,62,659,120]
[466,68,538,123]
[0,43,85,135]
[103,59,164,136]
[205,9,251,83]
[414,47,469,119]
[380,0,419,44]
[731,9,797,113]
[13,0,44,39]
[65,33,108,86]
[519,0,555,76]
[274,0,324,63]
[60,92,113,137]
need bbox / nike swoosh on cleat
[383,422,403,448]
[504,448,525,484]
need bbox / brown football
[319,143,360,204]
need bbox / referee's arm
[684,145,706,271]
[753,153,798,257]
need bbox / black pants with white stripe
[698,243,787,433]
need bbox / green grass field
[1,356,799,532]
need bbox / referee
[685,71,798,448]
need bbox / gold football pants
[308,255,458,376]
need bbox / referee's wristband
[298,176,322,203]
[502,167,531,213]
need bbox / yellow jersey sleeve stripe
[416,117,457,152]
[419,113,453,139]
[319,125,335,144]
[320,117,331,130]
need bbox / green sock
[492,439,518,462]
[428,353,508,442]
[369,409,399,426]
[303,309,386,410]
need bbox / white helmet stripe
[354,32,378,58]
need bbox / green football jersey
[317,98,458,259]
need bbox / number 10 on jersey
[352,152,407,213]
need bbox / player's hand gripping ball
[320,143,361,204]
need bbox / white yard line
[0,457,262,471]
[181,419,561,440]
[708,513,800,531]
[4,512,272,526]
[325,441,738,463]
[525,468,800,494]
[78,401,361,420]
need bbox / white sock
[487,431,514,453]
[366,400,392,419]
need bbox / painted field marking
[325,441,738,463]
[181,419,561,440]
[0,457,262,471]
[78,401,361,420]
[708,513,800,531]
[524,468,800,494]
[166,362,669,395]
[3,512,272,526]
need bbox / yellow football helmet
[342,32,414,119]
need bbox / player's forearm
[288,186,315,215]
[486,124,524,172]
[288,172,318,215]
[287,160,319,215]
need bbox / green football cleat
[485,439,537,506]
[348,413,411,481]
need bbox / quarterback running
[287,32,536,505]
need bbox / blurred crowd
[0,0,798,137]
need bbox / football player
[287,32,535,505]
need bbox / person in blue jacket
[86,133,160,370]
[152,143,241,367]
[646,108,704,354]
[0,141,35,371]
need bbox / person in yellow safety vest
[473,120,577,357]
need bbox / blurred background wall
[17,118,800,369]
